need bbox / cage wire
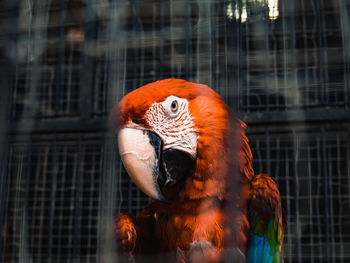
[0,0,350,262]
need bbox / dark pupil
[171,101,177,109]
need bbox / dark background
[0,0,350,262]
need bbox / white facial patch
[145,96,198,159]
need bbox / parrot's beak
[117,127,194,202]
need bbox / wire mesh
[1,0,350,262]
[4,0,347,117]
[249,128,350,262]
[0,135,151,262]
[2,138,104,262]
[2,128,350,262]
[239,0,347,110]
[8,1,82,119]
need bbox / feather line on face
[145,96,198,159]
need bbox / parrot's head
[110,79,253,202]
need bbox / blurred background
[0,0,349,262]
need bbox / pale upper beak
[118,127,166,201]
[118,126,195,202]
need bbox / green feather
[250,205,284,262]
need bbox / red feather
[111,79,286,262]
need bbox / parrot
[109,79,287,263]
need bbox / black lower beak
[147,132,194,197]
[159,149,194,189]
[118,128,194,203]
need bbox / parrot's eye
[170,100,178,113]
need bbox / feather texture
[110,79,287,262]
[248,174,287,263]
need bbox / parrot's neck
[176,130,231,204]
[172,118,253,209]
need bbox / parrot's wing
[247,174,287,263]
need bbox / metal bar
[185,0,192,80]
[15,143,24,262]
[87,146,96,263]
[55,0,68,115]
[11,149,24,261]
[1,144,13,263]
[101,136,119,261]
[339,0,350,106]
[67,142,78,262]
[315,135,323,260]
[48,138,58,262]
[102,57,109,115]
[255,139,262,172]
[341,125,350,262]
[66,41,75,115]
[159,0,165,78]
[307,140,314,262]
[137,179,141,212]
[210,0,216,88]
[151,3,157,83]
[128,177,133,214]
[1,12,18,118]
[11,67,19,119]
[266,129,271,176]
[195,0,201,83]
[139,1,145,85]
[281,0,288,109]
[347,123,350,226]
[97,144,104,263]
[270,12,279,108]
[170,0,175,77]
[105,0,120,105]
[320,0,331,106]
[117,158,123,214]
[0,139,10,261]
[132,0,141,90]
[6,0,20,119]
[321,128,330,261]
[34,144,49,262]
[39,1,52,118]
[236,0,243,112]
[293,131,302,263]
[316,0,326,104]
[274,137,280,182]
[18,0,46,121]
[93,63,100,114]
[0,0,19,256]
[57,146,67,260]
[22,140,32,262]
[244,1,250,109]
[285,135,292,262]
[264,0,270,109]
[73,140,84,259]
[290,0,299,106]
[80,0,97,120]
[327,136,335,263]
[222,1,228,104]
[22,0,34,119]
[300,0,310,106]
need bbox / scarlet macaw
[110,79,287,263]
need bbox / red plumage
[110,79,287,263]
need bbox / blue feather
[248,232,273,263]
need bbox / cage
[0,0,350,262]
